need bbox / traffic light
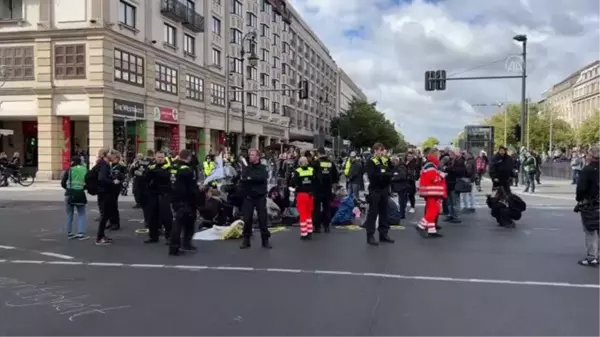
[424,70,436,91]
[435,70,446,90]
[298,80,309,100]
[514,124,521,142]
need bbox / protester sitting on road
[0,152,8,187]
[575,147,599,267]
[61,156,90,240]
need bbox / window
[118,1,136,28]
[261,0,270,12]
[260,97,269,110]
[272,56,279,69]
[186,0,195,12]
[282,84,288,96]
[246,92,257,107]
[231,28,242,45]
[164,24,176,46]
[54,44,86,79]
[272,101,280,114]
[246,65,257,80]
[230,86,242,102]
[186,74,204,101]
[283,42,288,53]
[282,63,287,74]
[231,57,242,73]
[273,33,279,46]
[246,12,257,27]
[184,34,195,56]
[212,16,221,35]
[271,79,278,89]
[260,73,269,86]
[212,48,221,67]
[0,0,23,20]
[272,11,279,23]
[261,24,269,37]
[155,63,178,95]
[0,46,33,81]
[210,83,225,106]
[261,48,269,62]
[231,0,242,15]
[114,49,144,86]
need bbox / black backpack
[85,165,100,196]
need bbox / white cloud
[289,0,600,144]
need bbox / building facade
[337,68,366,114]
[543,60,600,128]
[0,0,361,180]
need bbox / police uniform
[203,157,217,188]
[145,158,174,243]
[240,159,271,249]
[363,155,395,245]
[169,159,199,255]
[312,156,339,233]
[131,156,153,210]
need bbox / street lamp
[513,34,528,147]
[239,31,258,152]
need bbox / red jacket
[419,155,447,198]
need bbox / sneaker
[95,238,112,245]
[76,234,90,241]
[408,208,415,214]
[578,258,599,267]
[67,233,77,240]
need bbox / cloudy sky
[288,0,600,144]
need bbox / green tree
[421,136,440,149]
[330,98,403,150]
[451,131,465,147]
[482,104,575,151]
[577,109,600,146]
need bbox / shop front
[153,106,180,154]
[113,99,146,162]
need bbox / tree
[421,136,440,149]
[482,103,576,151]
[330,98,403,150]
[577,109,600,146]
[451,131,465,147]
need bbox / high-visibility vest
[68,165,87,190]
[344,159,351,176]
[295,166,314,185]
[319,160,332,174]
[203,161,216,176]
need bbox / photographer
[575,148,599,267]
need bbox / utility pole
[514,34,528,148]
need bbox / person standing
[145,151,173,244]
[390,156,409,219]
[131,149,154,227]
[405,151,420,213]
[489,146,514,193]
[107,152,126,230]
[312,147,339,233]
[416,147,446,237]
[347,153,363,198]
[169,149,200,256]
[203,154,217,188]
[460,151,476,213]
[95,150,120,245]
[61,156,89,240]
[475,151,488,192]
[575,148,599,266]
[363,143,394,246]
[522,151,537,193]
[291,156,315,239]
[240,149,272,249]
[571,150,584,185]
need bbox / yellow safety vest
[372,156,389,171]
[295,166,314,185]
[319,160,332,174]
[344,159,352,176]
[203,161,216,176]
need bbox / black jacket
[365,156,391,192]
[576,161,599,202]
[390,163,409,193]
[489,153,514,183]
[347,160,363,185]
[171,159,199,207]
[445,157,467,191]
[146,161,173,195]
[241,161,268,198]
[312,156,339,192]
[406,158,421,181]
[291,166,315,194]
[96,160,114,194]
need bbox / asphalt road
[0,180,598,336]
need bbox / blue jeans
[460,188,475,209]
[398,191,408,218]
[66,203,87,234]
[447,190,459,218]
[572,169,580,184]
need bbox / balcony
[161,0,205,33]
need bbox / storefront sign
[153,106,178,123]
[263,126,284,137]
[113,99,145,119]
[61,117,71,170]
[170,124,180,154]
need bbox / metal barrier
[540,161,572,180]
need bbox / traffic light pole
[444,75,523,80]
[229,88,302,93]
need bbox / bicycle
[5,168,35,187]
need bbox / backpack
[85,165,100,196]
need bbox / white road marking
[0,245,16,250]
[515,192,573,201]
[38,252,75,260]
[0,260,597,290]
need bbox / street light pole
[514,34,528,148]
[237,31,258,152]
[549,107,553,155]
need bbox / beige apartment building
[0,0,364,180]
[543,60,600,128]
[337,68,367,113]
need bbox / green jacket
[61,165,88,205]
[522,156,537,173]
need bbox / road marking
[515,192,573,201]
[0,245,16,250]
[0,259,597,290]
[38,252,75,260]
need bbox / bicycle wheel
[17,173,35,187]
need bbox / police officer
[364,143,395,246]
[131,149,154,227]
[145,151,173,244]
[312,147,339,233]
[203,155,217,188]
[169,149,200,256]
[240,148,272,249]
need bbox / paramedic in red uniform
[417,147,447,237]
[291,156,315,240]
